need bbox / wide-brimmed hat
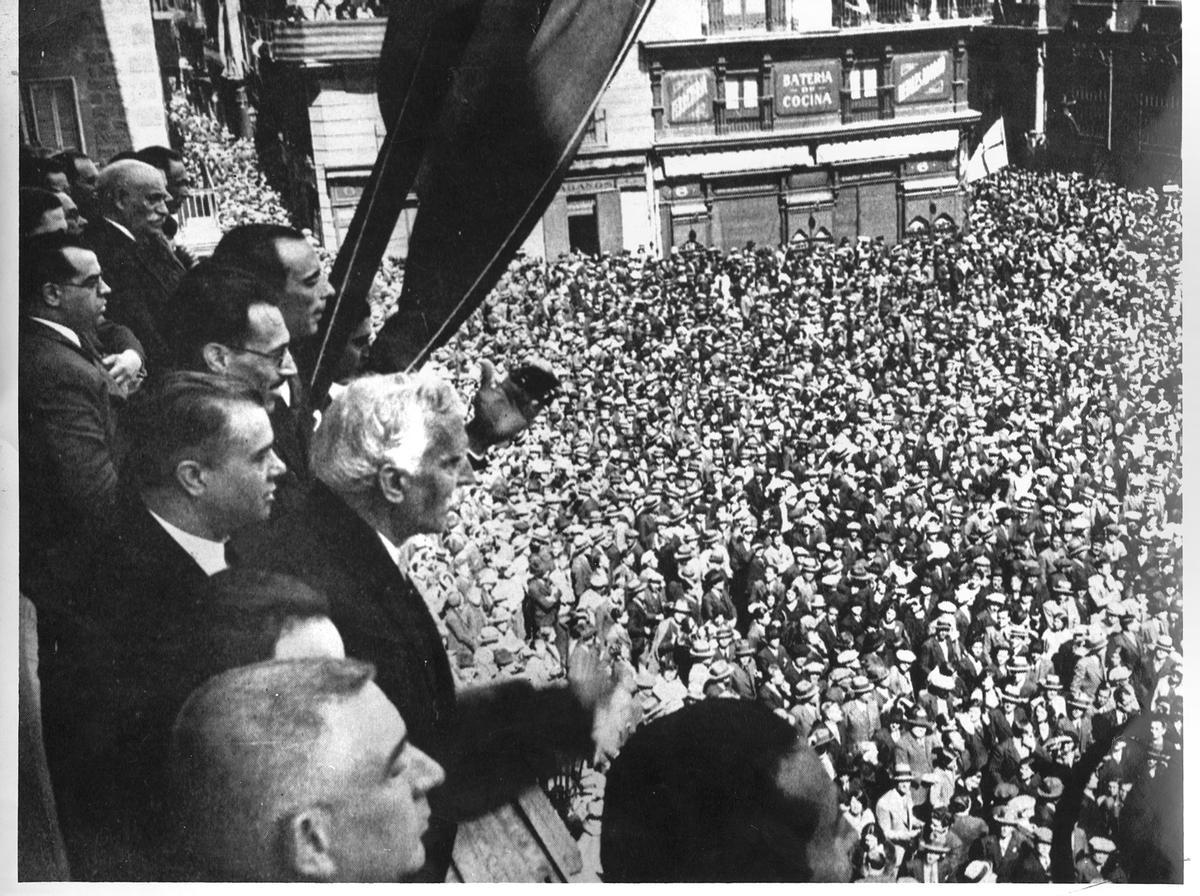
[892,760,914,781]
[928,668,957,692]
[1037,777,1064,800]
[962,860,996,883]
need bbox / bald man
[83,159,186,367]
[168,658,445,881]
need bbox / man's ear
[175,459,208,497]
[202,343,230,375]
[283,806,338,881]
[378,464,408,505]
[40,282,63,310]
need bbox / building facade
[19,0,171,161]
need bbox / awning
[663,144,814,178]
[816,129,959,166]
[786,188,835,206]
[669,200,709,217]
[902,173,961,193]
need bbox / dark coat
[19,320,120,573]
[32,493,212,881]
[237,483,595,879]
[83,220,185,368]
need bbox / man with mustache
[83,159,184,368]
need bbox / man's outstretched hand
[467,359,560,454]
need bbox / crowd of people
[18,132,1182,884]
[404,167,1183,882]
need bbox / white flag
[965,118,1009,183]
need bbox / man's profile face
[165,159,191,213]
[71,157,100,203]
[402,414,474,536]
[200,402,286,533]
[318,682,445,881]
[276,237,333,339]
[223,303,296,396]
[51,247,109,335]
[116,167,170,236]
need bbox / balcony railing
[250,17,387,64]
[704,0,991,35]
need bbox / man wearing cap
[730,639,758,700]
[1069,628,1106,698]
[885,649,918,705]
[875,761,923,859]
[905,809,965,883]
[1076,835,1121,883]
[1010,825,1053,882]
[982,802,1030,881]
[843,674,882,744]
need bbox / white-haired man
[83,159,185,367]
[239,370,614,880]
[168,658,445,881]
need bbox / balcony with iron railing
[703,0,993,36]
[150,0,197,17]
[247,16,387,64]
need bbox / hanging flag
[364,0,655,375]
[965,117,1009,183]
[308,0,488,403]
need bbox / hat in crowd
[837,648,860,668]
[809,725,835,749]
[735,639,757,658]
[794,680,819,703]
[1011,794,1036,816]
[1109,666,1132,685]
[494,647,516,668]
[691,639,715,659]
[588,569,607,588]
[1000,683,1025,704]
[1008,654,1031,674]
[928,669,956,692]
[672,599,691,614]
[480,626,501,646]
[1089,836,1116,854]
[1041,673,1062,691]
[1037,777,1064,801]
[994,802,1020,826]
[907,707,933,730]
[849,674,872,697]
[897,649,916,664]
[707,659,733,683]
[892,761,914,782]
[919,836,950,856]
[962,860,997,883]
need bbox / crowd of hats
[398,168,1180,882]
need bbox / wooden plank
[516,786,585,878]
[450,801,561,882]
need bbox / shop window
[724,73,760,117]
[906,216,930,235]
[849,64,878,101]
[22,78,83,152]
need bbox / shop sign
[775,60,840,116]
[665,70,714,123]
[894,52,951,105]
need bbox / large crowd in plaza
[414,167,1183,882]
[18,132,1182,883]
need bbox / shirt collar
[105,217,137,241]
[28,317,82,349]
[147,508,229,576]
[377,530,404,569]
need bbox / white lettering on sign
[780,69,834,89]
[670,76,709,122]
[781,92,835,110]
[896,54,947,104]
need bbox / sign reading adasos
[775,60,840,116]
[894,52,951,105]
[665,70,714,124]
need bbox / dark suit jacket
[19,320,120,574]
[268,374,316,516]
[83,220,185,368]
[237,483,594,879]
[32,492,212,881]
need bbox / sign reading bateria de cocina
[893,52,952,105]
[774,60,840,116]
[665,70,715,124]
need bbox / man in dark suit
[83,160,185,368]
[238,370,618,881]
[32,373,287,880]
[167,262,311,513]
[19,234,122,573]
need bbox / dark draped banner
[310,0,654,403]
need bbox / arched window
[933,213,956,233]
[812,226,833,242]
[790,228,810,244]
[906,216,930,235]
